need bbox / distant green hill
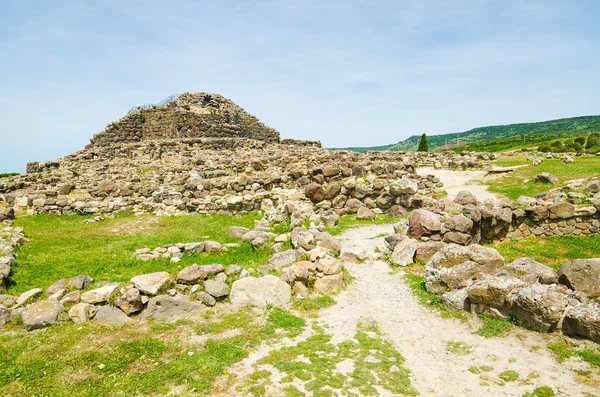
[331,115,600,153]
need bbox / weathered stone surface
[558,259,600,297]
[454,191,478,206]
[22,301,63,331]
[442,231,472,245]
[268,250,300,270]
[204,279,230,298]
[409,209,441,239]
[230,275,291,309]
[114,288,144,315]
[81,284,118,304]
[499,258,557,285]
[536,172,558,184]
[305,183,326,203]
[95,305,132,324]
[15,288,43,306]
[143,295,204,318]
[441,289,470,311]
[68,303,99,323]
[467,275,527,315]
[512,284,570,333]
[314,273,344,294]
[131,272,174,296]
[356,207,375,221]
[390,179,418,195]
[0,305,9,327]
[203,241,222,253]
[549,202,575,219]
[195,291,217,306]
[424,244,505,295]
[46,279,67,295]
[67,275,94,290]
[229,226,250,238]
[390,238,417,267]
[414,241,445,263]
[563,302,600,343]
[177,265,209,284]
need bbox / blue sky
[1,0,599,172]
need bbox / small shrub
[499,370,519,382]
[523,386,555,397]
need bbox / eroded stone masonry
[1,92,599,345]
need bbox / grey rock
[142,295,204,318]
[68,303,99,323]
[45,279,67,295]
[563,301,600,343]
[15,288,43,307]
[512,283,569,333]
[390,238,417,267]
[230,275,291,309]
[228,226,250,238]
[390,179,418,195]
[454,191,478,206]
[268,250,300,270]
[22,301,63,331]
[356,206,376,220]
[0,305,9,327]
[499,258,557,284]
[81,284,118,304]
[549,202,575,219]
[203,279,230,298]
[441,289,470,311]
[314,273,344,294]
[195,291,216,307]
[67,275,94,290]
[203,241,222,253]
[131,272,174,296]
[94,305,131,324]
[114,288,144,315]
[409,209,441,239]
[242,230,276,243]
[177,265,209,284]
[536,172,558,184]
[558,259,600,297]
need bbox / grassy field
[0,308,306,397]
[493,235,600,270]
[486,156,600,200]
[328,214,398,236]
[9,213,274,294]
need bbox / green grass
[486,156,600,200]
[292,296,336,311]
[250,324,417,396]
[0,172,20,178]
[446,341,472,356]
[476,314,517,338]
[548,339,600,370]
[403,270,467,320]
[523,386,555,397]
[499,370,520,382]
[9,213,271,294]
[328,214,398,236]
[493,235,600,270]
[0,307,304,396]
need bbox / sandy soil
[417,167,499,202]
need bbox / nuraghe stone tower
[87,92,281,147]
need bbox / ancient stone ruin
[1,92,599,348]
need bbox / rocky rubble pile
[379,233,600,344]
[135,240,229,262]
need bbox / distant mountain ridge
[331,115,600,153]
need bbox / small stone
[203,280,230,298]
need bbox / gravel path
[318,224,595,396]
[416,167,498,202]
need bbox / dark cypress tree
[418,133,429,152]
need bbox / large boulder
[414,241,445,263]
[142,295,204,318]
[409,209,441,239]
[549,202,575,219]
[443,214,473,234]
[230,275,291,309]
[390,179,418,195]
[95,305,132,324]
[113,288,144,315]
[314,273,344,294]
[467,275,527,317]
[498,258,557,285]
[563,302,600,343]
[558,259,600,298]
[512,284,570,333]
[22,301,63,331]
[454,191,478,206]
[68,303,99,323]
[424,244,505,295]
[131,272,174,296]
[390,238,418,267]
[536,172,558,184]
[305,183,326,203]
[203,279,230,298]
[177,265,209,284]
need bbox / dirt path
[319,224,595,396]
[416,167,499,202]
